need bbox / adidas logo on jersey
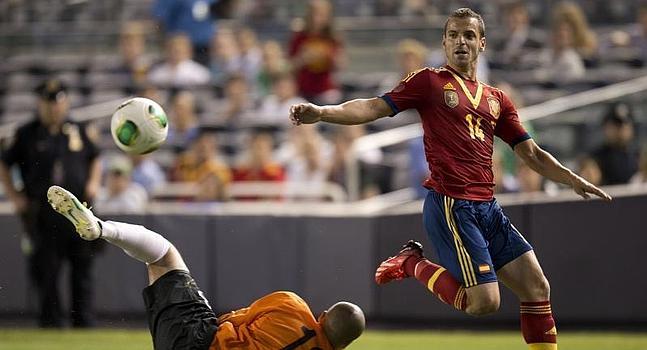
[443,82,456,90]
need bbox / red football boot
[375,240,423,285]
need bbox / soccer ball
[111,97,168,154]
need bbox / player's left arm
[514,139,612,201]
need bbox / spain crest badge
[487,97,500,119]
[444,90,459,108]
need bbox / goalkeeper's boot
[375,240,423,284]
[47,185,102,241]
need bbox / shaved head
[320,302,365,349]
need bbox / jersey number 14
[465,114,485,141]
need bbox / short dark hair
[444,7,485,38]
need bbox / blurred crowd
[43,0,379,209]
[101,0,357,208]
[2,0,647,212]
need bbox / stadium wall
[0,195,645,326]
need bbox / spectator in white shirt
[254,72,307,127]
[285,136,331,200]
[95,156,148,213]
[535,19,585,84]
[209,27,243,86]
[130,153,166,194]
[238,27,263,87]
[148,33,211,87]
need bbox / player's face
[443,17,486,70]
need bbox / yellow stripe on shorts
[443,197,478,287]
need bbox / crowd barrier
[0,192,645,326]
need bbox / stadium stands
[1,0,646,204]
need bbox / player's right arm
[290,98,392,126]
[290,67,432,126]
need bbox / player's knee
[466,294,500,316]
[531,276,550,300]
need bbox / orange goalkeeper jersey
[210,291,333,350]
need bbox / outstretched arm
[514,139,612,201]
[289,98,393,126]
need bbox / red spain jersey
[382,65,530,201]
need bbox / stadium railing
[151,181,348,203]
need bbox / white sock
[100,221,171,264]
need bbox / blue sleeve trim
[510,133,532,149]
[379,95,399,117]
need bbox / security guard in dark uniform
[0,79,102,327]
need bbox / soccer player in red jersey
[290,8,611,350]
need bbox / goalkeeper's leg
[48,185,217,350]
[47,185,186,285]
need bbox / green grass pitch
[1,329,647,350]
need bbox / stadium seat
[0,111,32,124]
[85,72,133,91]
[87,90,128,105]
[4,92,37,112]
[88,54,123,72]
[7,72,41,93]
[44,55,89,73]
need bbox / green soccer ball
[110,97,168,154]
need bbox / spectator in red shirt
[288,0,344,104]
[234,131,285,182]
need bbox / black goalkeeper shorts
[143,270,218,350]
